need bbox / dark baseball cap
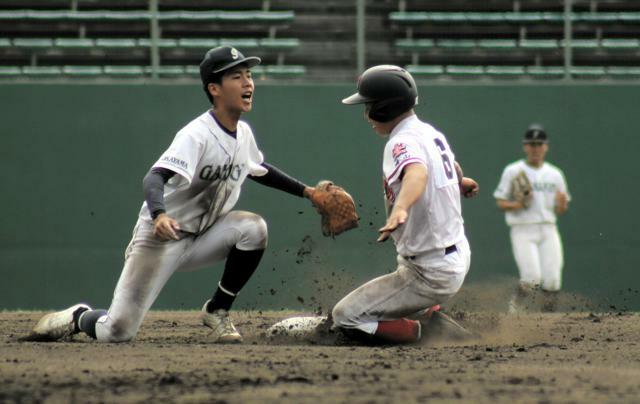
[199,46,261,83]
[523,124,548,144]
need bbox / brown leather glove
[511,170,533,208]
[308,180,359,237]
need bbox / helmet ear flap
[368,96,415,123]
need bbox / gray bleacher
[0,0,305,80]
[389,0,640,80]
[2,0,640,81]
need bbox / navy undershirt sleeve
[142,167,176,220]
[249,162,307,197]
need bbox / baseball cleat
[427,311,477,341]
[24,304,91,342]
[201,301,242,343]
[415,307,477,342]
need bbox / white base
[267,316,327,337]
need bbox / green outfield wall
[1,83,638,311]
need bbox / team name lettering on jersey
[199,163,242,182]
[532,182,557,193]
[161,156,188,170]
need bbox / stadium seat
[267,65,305,75]
[103,65,145,76]
[12,38,53,48]
[562,39,599,49]
[218,38,260,48]
[95,38,137,48]
[177,38,218,49]
[570,66,606,77]
[520,40,559,50]
[601,39,640,50]
[259,38,300,49]
[436,39,477,50]
[137,38,178,48]
[255,65,306,76]
[395,39,435,50]
[485,66,526,76]
[0,66,21,76]
[526,66,566,78]
[607,66,640,77]
[405,65,444,76]
[54,38,94,48]
[477,39,518,51]
[22,66,62,75]
[62,65,102,76]
[445,65,484,75]
[145,66,186,76]
[617,12,640,22]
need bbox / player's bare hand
[555,191,568,214]
[377,208,408,242]
[154,214,181,241]
[460,177,479,198]
[512,200,526,210]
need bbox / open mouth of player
[241,91,253,103]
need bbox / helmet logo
[230,48,239,59]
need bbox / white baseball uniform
[332,115,471,334]
[95,110,269,342]
[494,160,570,291]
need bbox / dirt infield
[2,310,639,403]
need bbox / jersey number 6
[434,138,454,180]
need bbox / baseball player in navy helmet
[334,65,479,343]
[494,124,570,312]
[26,46,324,343]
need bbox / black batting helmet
[342,65,418,123]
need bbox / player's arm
[248,162,314,198]
[378,162,427,242]
[496,198,525,211]
[554,191,569,215]
[142,167,181,240]
[454,161,479,198]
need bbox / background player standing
[493,124,570,312]
[334,65,479,343]
[26,46,331,343]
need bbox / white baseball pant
[94,210,268,342]
[332,237,471,334]
[510,223,563,291]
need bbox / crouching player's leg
[28,219,188,342]
[179,211,268,343]
[27,211,268,343]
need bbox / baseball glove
[309,180,359,237]
[511,170,533,208]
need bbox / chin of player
[240,99,253,113]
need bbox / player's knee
[238,213,268,249]
[331,302,352,328]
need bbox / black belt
[404,245,457,260]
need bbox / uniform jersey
[382,115,464,257]
[493,160,570,226]
[138,111,267,234]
